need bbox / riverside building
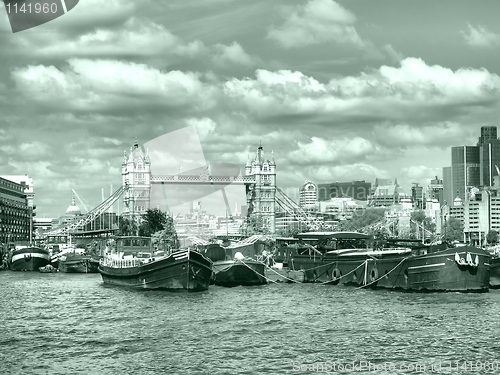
[368,179,408,207]
[463,178,500,245]
[299,181,318,212]
[317,180,371,201]
[0,176,32,244]
[443,126,500,203]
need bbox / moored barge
[10,246,50,271]
[203,243,267,287]
[279,232,490,292]
[489,256,500,289]
[59,252,100,273]
[99,237,213,291]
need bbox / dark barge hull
[10,247,50,271]
[290,246,490,292]
[98,250,212,291]
[59,256,100,273]
[489,257,500,289]
[212,260,267,287]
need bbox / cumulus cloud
[267,0,365,49]
[11,16,212,62]
[1,142,51,166]
[63,137,126,159]
[69,157,118,175]
[400,165,443,183]
[288,136,378,165]
[224,57,500,121]
[174,40,209,58]
[11,59,216,112]
[372,122,466,148]
[7,160,59,180]
[6,52,500,217]
[212,42,256,67]
[31,18,180,58]
[461,23,500,47]
[185,117,217,138]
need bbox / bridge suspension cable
[44,186,126,236]
[274,188,331,231]
[71,188,90,213]
[357,218,398,237]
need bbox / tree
[487,230,498,244]
[151,214,179,251]
[443,217,464,242]
[411,210,436,234]
[138,209,168,237]
[340,208,387,232]
[277,226,300,237]
[241,215,270,235]
[118,215,138,236]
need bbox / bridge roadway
[150,175,255,185]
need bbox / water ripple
[1,273,500,374]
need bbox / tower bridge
[44,140,330,237]
[120,141,331,233]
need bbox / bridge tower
[245,143,276,233]
[122,140,151,218]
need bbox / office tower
[477,126,500,187]
[451,146,480,201]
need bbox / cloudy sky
[1,0,500,218]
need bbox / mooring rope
[300,260,338,272]
[320,259,369,285]
[249,253,409,289]
[239,259,278,284]
[356,257,409,289]
[255,259,304,283]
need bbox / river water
[1,271,499,375]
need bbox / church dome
[66,196,81,216]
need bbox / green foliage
[339,208,387,232]
[410,210,426,223]
[443,217,464,242]
[139,209,168,237]
[262,237,276,251]
[487,230,498,244]
[411,210,436,233]
[241,215,270,235]
[118,215,138,236]
[276,224,302,237]
[151,214,179,251]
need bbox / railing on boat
[100,258,142,268]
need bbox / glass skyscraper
[478,126,500,187]
[451,146,480,201]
